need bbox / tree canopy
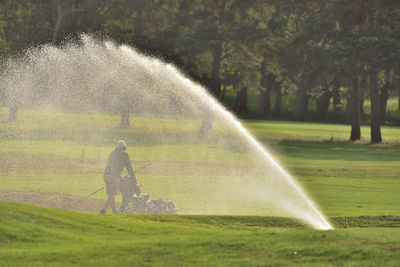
[1,0,400,142]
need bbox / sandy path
[0,190,104,213]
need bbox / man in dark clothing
[100,140,136,214]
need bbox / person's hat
[116,140,127,151]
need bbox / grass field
[244,119,400,142]
[1,203,400,266]
[1,107,400,265]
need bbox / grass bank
[1,202,399,266]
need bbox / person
[119,175,141,213]
[99,140,135,214]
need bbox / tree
[349,74,361,141]
[330,1,368,141]
[364,0,400,142]
[256,61,271,116]
[208,0,228,98]
[253,1,283,117]
[278,1,336,120]
[0,1,34,121]
[379,69,391,124]
[51,0,85,43]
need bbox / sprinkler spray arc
[2,35,333,230]
[227,117,333,230]
[173,71,333,230]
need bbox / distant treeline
[1,0,400,142]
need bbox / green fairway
[1,202,400,266]
[1,107,399,216]
[244,119,400,142]
[1,107,400,265]
[273,141,400,217]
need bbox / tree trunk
[234,87,248,115]
[53,0,64,42]
[256,74,272,116]
[316,89,332,117]
[379,71,390,125]
[398,94,400,111]
[120,107,130,129]
[369,66,382,143]
[398,78,400,110]
[350,75,361,141]
[220,84,226,100]
[256,62,266,116]
[265,74,274,113]
[264,87,271,113]
[294,86,307,120]
[18,14,27,49]
[52,0,84,43]
[360,95,364,115]
[398,88,400,111]
[209,47,222,97]
[360,76,367,115]
[274,86,282,116]
[199,116,213,137]
[209,0,227,98]
[332,85,341,113]
[135,9,143,41]
[379,86,388,125]
[256,89,270,116]
[256,61,270,116]
[10,14,27,122]
[304,95,309,114]
[8,105,18,122]
[344,92,352,123]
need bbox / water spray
[1,35,333,230]
[170,65,333,230]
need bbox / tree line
[0,0,400,143]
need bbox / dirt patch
[0,189,104,213]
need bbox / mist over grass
[1,107,400,217]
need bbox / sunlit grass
[1,202,400,266]
[244,119,400,142]
[1,107,399,218]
